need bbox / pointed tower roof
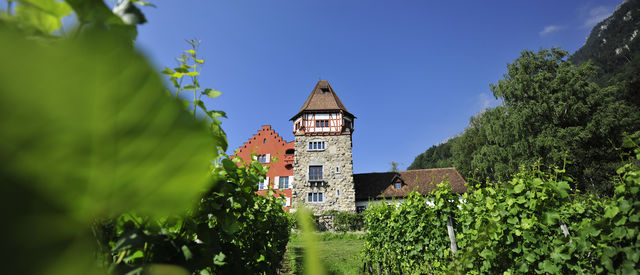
[290,80,355,120]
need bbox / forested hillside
[408,0,640,194]
[407,137,456,170]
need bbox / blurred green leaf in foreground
[0,26,217,274]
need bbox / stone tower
[290,80,356,213]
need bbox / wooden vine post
[560,221,570,237]
[447,214,458,255]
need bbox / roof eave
[289,109,357,121]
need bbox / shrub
[324,210,364,232]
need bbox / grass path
[282,232,365,275]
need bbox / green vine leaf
[13,0,72,34]
[204,88,222,98]
[65,0,125,25]
[604,205,619,218]
[0,28,217,275]
[183,84,198,91]
[213,252,226,266]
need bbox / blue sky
[131,0,621,173]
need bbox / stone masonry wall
[292,134,355,214]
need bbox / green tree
[452,48,640,193]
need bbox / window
[279,176,289,189]
[335,167,340,173]
[394,181,402,189]
[308,141,325,151]
[356,206,366,213]
[344,119,351,129]
[263,138,267,144]
[336,189,340,197]
[315,120,329,127]
[309,166,323,181]
[257,154,270,163]
[307,192,324,203]
[258,177,268,190]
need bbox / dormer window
[394,181,402,189]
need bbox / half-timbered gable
[291,80,355,136]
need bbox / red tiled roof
[354,168,467,201]
[290,80,354,120]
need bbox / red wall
[233,125,294,211]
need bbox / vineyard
[362,134,640,274]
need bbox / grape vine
[363,133,640,274]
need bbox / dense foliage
[99,153,291,275]
[363,133,640,274]
[458,48,640,193]
[362,184,458,274]
[324,210,365,232]
[407,138,456,170]
[1,1,291,274]
[409,47,640,194]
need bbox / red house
[234,125,294,211]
